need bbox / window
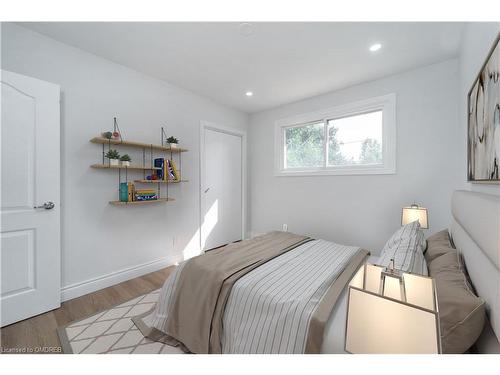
[275,94,396,176]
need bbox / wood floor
[0,266,174,353]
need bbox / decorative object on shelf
[401,203,428,229]
[160,126,180,149]
[105,149,120,166]
[111,117,122,141]
[166,136,179,149]
[467,33,500,183]
[102,131,113,139]
[345,262,440,354]
[120,154,131,167]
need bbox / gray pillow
[425,230,456,263]
[429,252,485,353]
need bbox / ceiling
[19,22,465,113]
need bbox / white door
[1,70,61,327]
[201,124,244,251]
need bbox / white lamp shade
[346,263,440,354]
[364,263,383,294]
[403,273,436,311]
[401,206,428,228]
[345,288,440,354]
[382,274,404,300]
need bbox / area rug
[57,289,184,354]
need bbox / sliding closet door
[201,123,244,251]
[1,70,61,327]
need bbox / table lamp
[401,203,428,228]
[345,262,441,354]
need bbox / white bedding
[139,240,372,353]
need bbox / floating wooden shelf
[90,133,187,206]
[134,179,188,184]
[91,164,161,171]
[109,198,175,205]
[90,137,188,153]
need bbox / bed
[450,190,500,353]
[133,190,500,354]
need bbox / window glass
[284,121,325,168]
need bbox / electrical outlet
[282,224,288,232]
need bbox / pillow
[429,252,486,353]
[425,229,456,263]
[421,238,428,253]
[382,220,422,249]
[379,221,428,275]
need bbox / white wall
[1,23,249,299]
[459,23,500,196]
[249,60,461,253]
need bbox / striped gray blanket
[136,239,367,354]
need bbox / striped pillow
[379,221,428,275]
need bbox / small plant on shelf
[167,136,179,149]
[120,154,131,167]
[105,149,120,166]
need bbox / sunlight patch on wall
[182,199,219,261]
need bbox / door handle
[34,201,55,210]
[204,188,210,193]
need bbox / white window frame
[274,93,396,176]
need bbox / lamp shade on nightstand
[345,263,440,354]
[401,204,428,228]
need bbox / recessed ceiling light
[369,43,382,52]
[245,91,253,97]
[238,23,254,36]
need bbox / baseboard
[60,257,175,302]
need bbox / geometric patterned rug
[57,289,184,354]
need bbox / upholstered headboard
[450,190,500,352]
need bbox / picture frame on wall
[467,32,500,183]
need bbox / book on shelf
[135,194,158,201]
[170,159,180,181]
[135,189,156,194]
[119,183,128,202]
[127,183,135,202]
[135,188,157,201]
[153,158,179,181]
[165,159,175,180]
[154,158,165,180]
[120,183,135,202]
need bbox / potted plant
[102,131,113,139]
[105,149,120,166]
[120,154,131,167]
[167,136,179,149]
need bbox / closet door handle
[34,201,55,210]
